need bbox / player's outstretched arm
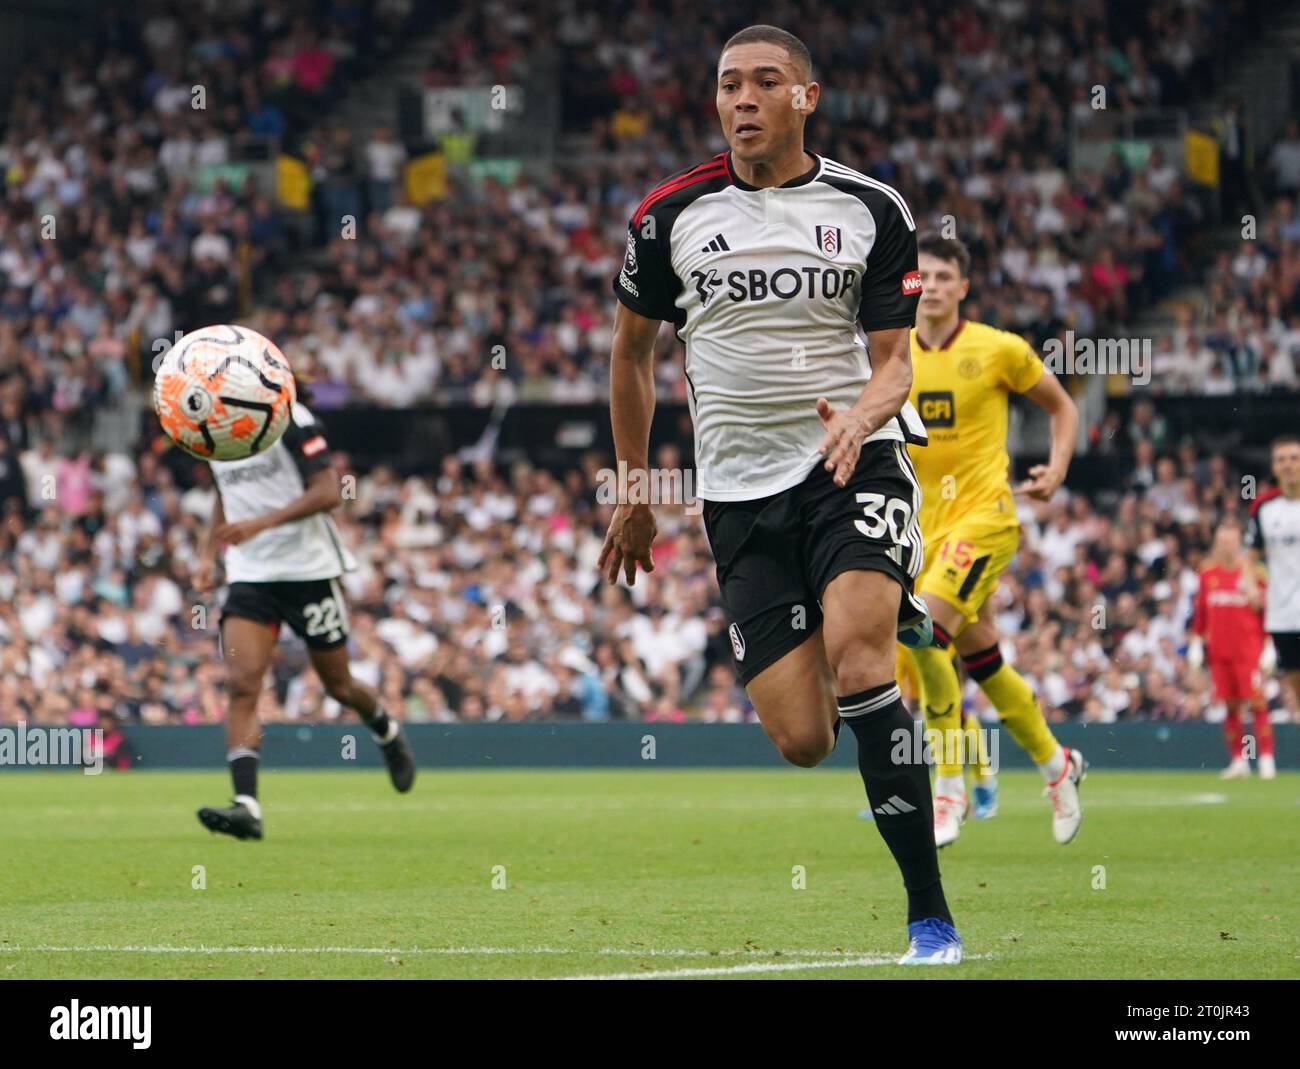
[194,490,226,592]
[1016,371,1078,501]
[600,301,662,586]
[214,468,342,546]
[816,325,912,487]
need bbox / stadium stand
[0,0,1297,726]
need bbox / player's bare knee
[822,619,894,695]
[827,639,894,697]
[226,675,262,707]
[770,725,835,768]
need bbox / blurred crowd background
[1,0,1298,727]
[1,437,1294,726]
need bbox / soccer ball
[153,325,296,461]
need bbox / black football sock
[350,694,395,741]
[365,703,396,742]
[228,746,259,812]
[840,682,953,927]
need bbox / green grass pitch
[1,768,1296,979]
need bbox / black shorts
[702,438,926,686]
[221,577,351,650]
[1271,632,1300,672]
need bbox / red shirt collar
[916,319,965,351]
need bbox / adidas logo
[701,233,730,253]
[873,794,918,816]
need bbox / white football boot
[933,792,967,848]
[1043,747,1087,844]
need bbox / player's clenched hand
[815,397,871,487]
[599,503,657,586]
[193,557,216,593]
[214,519,266,545]
[1014,464,1064,501]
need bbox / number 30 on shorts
[854,492,913,543]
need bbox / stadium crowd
[0,0,1297,731]
[267,0,1271,406]
[0,0,418,445]
[256,0,1298,404]
[0,429,1294,728]
[5,0,1292,428]
[1144,184,1300,394]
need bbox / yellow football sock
[894,644,921,705]
[908,644,965,777]
[969,656,1058,765]
[964,712,996,780]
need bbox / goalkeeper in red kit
[1189,519,1276,779]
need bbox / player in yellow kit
[904,234,1086,847]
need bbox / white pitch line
[563,956,903,979]
[564,951,995,980]
[0,944,877,960]
[17,791,1257,820]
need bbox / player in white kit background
[599,24,961,965]
[1248,434,1300,719]
[193,393,415,840]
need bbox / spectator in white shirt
[191,220,232,264]
[365,127,407,215]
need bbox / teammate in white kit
[599,24,960,965]
[194,395,415,840]
[1248,434,1300,730]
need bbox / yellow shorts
[917,519,1019,625]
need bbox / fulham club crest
[729,622,746,662]
[815,225,841,257]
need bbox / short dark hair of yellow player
[917,233,971,278]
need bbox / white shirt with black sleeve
[210,402,358,583]
[1247,488,1300,633]
[613,150,927,502]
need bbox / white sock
[935,774,965,800]
[374,715,399,744]
[234,794,262,820]
[1037,746,1067,784]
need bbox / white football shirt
[1248,490,1300,632]
[210,402,357,583]
[614,150,927,501]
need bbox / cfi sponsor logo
[901,270,922,295]
[729,622,746,662]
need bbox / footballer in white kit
[599,24,961,965]
[194,396,415,840]
[1247,433,1300,753]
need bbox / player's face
[1213,525,1241,559]
[716,43,817,164]
[916,252,969,319]
[1271,443,1300,489]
